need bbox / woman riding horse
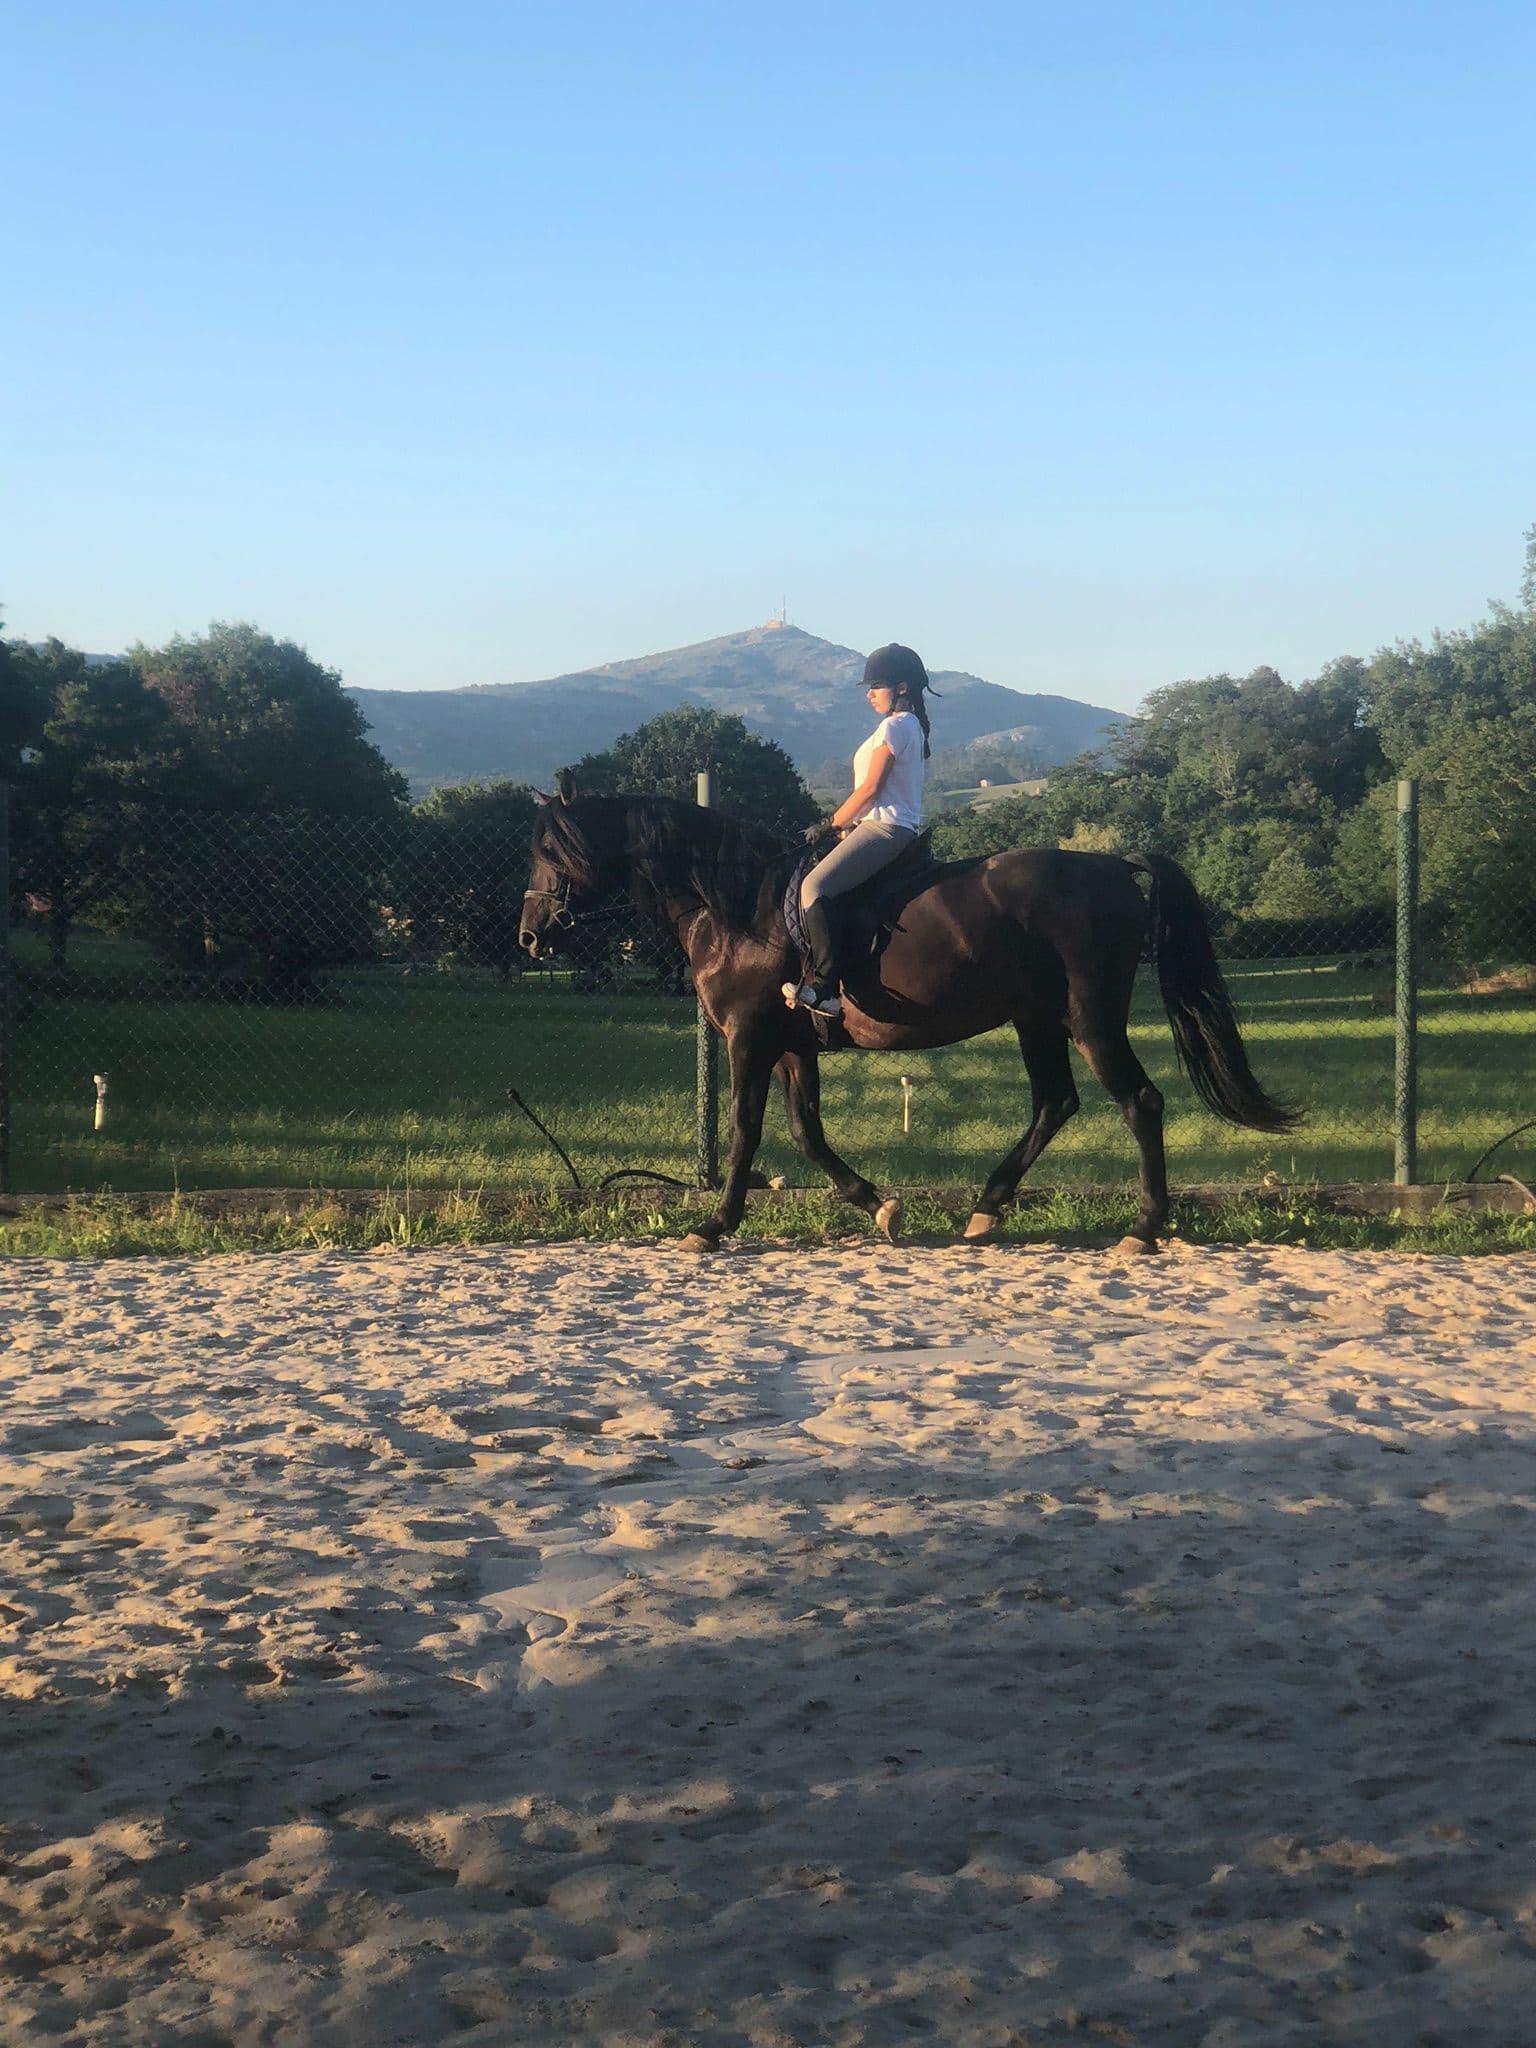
[784,643,934,1018]
[519,757,1297,1253]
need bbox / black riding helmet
[862,643,929,696]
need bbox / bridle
[520,869,630,941]
[521,877,576,931]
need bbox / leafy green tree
[1115,664,1380,815]
[127,808,398,999]
[7,640,192,969]
[1407,710,1536,966]
[1295,657,1378,808]
[929,762,1171,863]
[1109,675,1243,779]
[1360,608,1536,766]
[929,790,1045,860]
[1,621,51,779]
[1330,785,1395,912]
[115,623,407,994]
[570,705,818,837]
[927,737,1047,792]
[394,781,541,975]
[129,620,406,815]
[1249,838,1332,921]
[1186,821,1266,920]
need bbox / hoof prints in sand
[2,1243,1536,2044]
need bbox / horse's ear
[557,770,577,806]
[534,789,553,805]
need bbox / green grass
[10,939,1536,1198]
[13,967,699,1192]
[4,1185,1534,1259]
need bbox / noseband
[521,879,576,931]
[521,870,628,936]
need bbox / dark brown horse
[518,778,1297,1251]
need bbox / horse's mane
[537,794,799,936]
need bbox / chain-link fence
[3,786,1534,1198]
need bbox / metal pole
[694,768,720,1189]
[0,785,12,1195]
[1394,778,1418,1186]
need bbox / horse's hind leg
[1071,1007,1167,1252]
[777,1050,901,1240]
[965,1022,1080,1240]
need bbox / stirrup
[781,979,842,1017]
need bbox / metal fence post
[0,784,12,1195]
[694,768,720,1189]
[1394,777,1419,1186]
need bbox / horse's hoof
[874,1196,904,1243]
[681,1230,720,1253]
[1112,1234,1160,1258]
[962,1210,1000,1241]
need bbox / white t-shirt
[853,710,925,830]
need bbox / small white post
[899,1073,912,1135]
[93,1072,109,1132]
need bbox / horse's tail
[1124,853,1301,1132]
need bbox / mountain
[347,625,1127,795]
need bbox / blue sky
[4,0,1533,710]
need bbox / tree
[1109,675,1243,779]
[128,621,406,815]
[7,640,192,970]
[1360,608,1536,766]
[927,761,1171,864]
[926,736,1047,792]
[117,807,398,998]
[1293,657,1379,810]
[929,790,1046,860]
[0,621,51,779]
[116,623,408,994]
[569,705,818,837]
[1247,835,1332,921]
[1406,710,1536,966]
[1114,664,1380,815]
[393,781,541,975]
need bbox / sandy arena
[3,1238,1535,2045]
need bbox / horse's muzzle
[519,910,573,960]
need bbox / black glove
[803,821,839,844]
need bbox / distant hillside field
[347,625,1126,793]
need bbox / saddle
[782,829,943,993]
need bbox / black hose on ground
[1464,1118,1536,1185]
[506,1086,695,1195]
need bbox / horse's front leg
[682,1026,776,1249]
[777,1048,902,1241]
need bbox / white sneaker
[781,980,842,1016]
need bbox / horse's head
[518,774,625,960]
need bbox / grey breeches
[800,821,916,907]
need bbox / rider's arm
[831,742,894,829]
